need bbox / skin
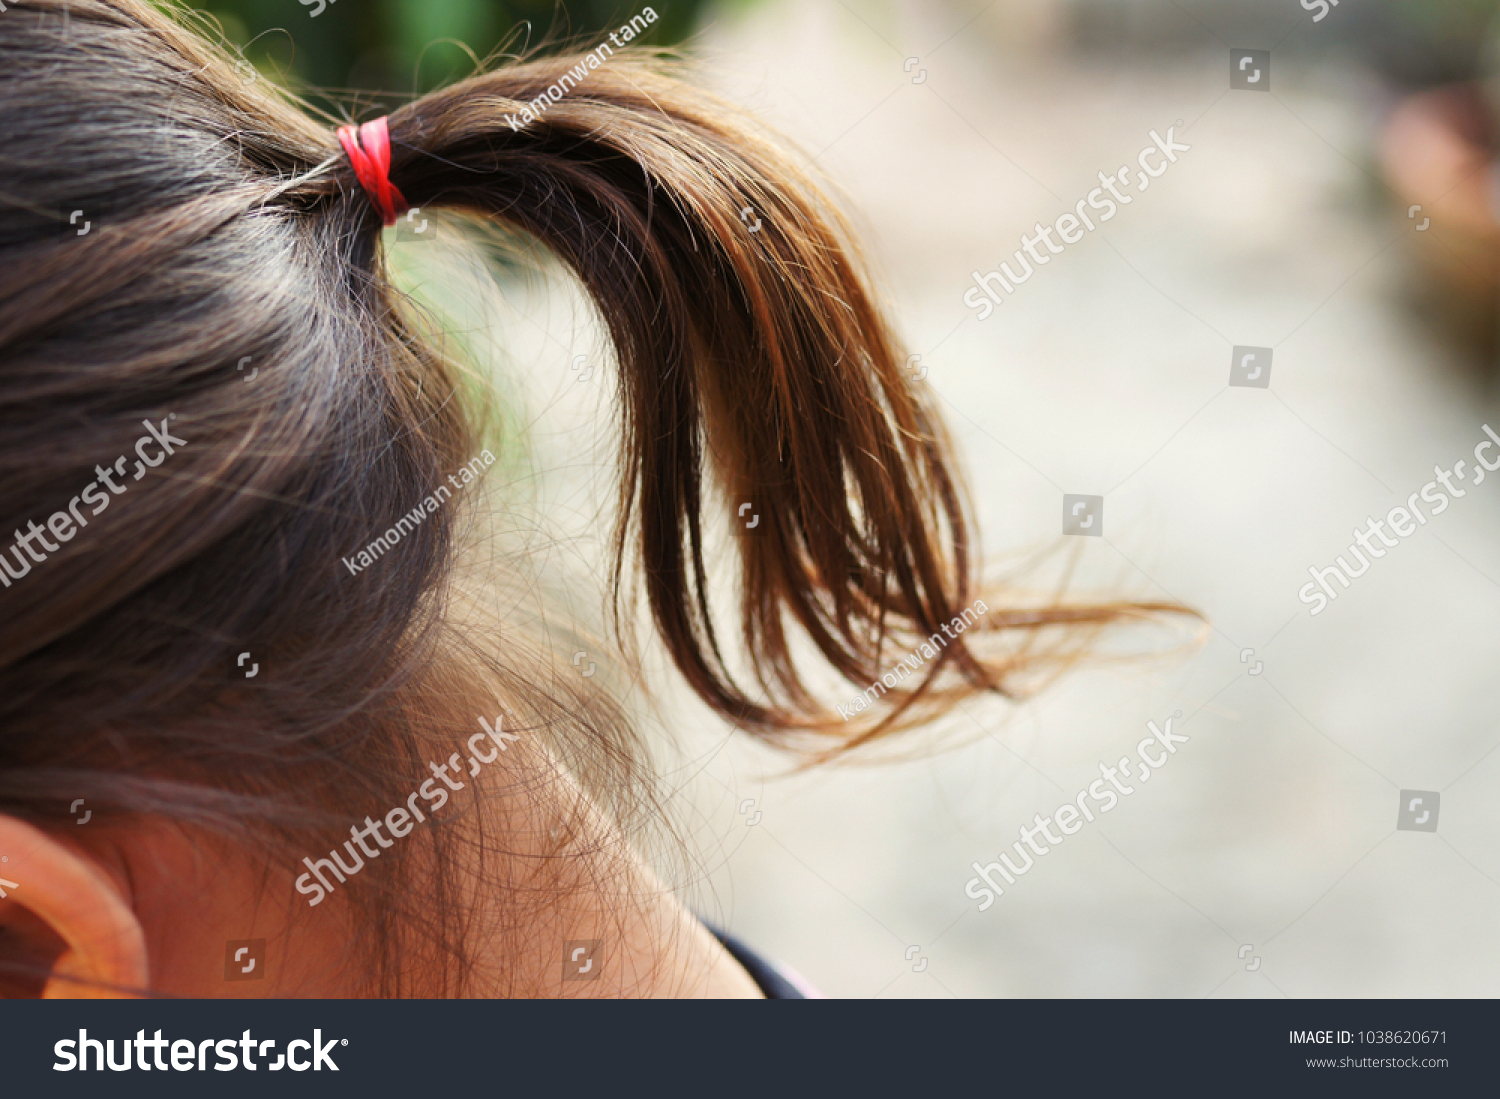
[0,740,764,999]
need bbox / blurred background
[199,0,1500,996]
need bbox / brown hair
[0,0,1187,995]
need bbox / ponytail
[348,54,1189,756]
[0,1,1198,995]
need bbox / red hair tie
[337,117,409,227]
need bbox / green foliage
[193,0,714,103]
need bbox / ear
[0,815,148,998]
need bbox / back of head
[0,0,1178,997]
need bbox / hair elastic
[337,117,409,227]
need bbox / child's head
[0,0,1176,998]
